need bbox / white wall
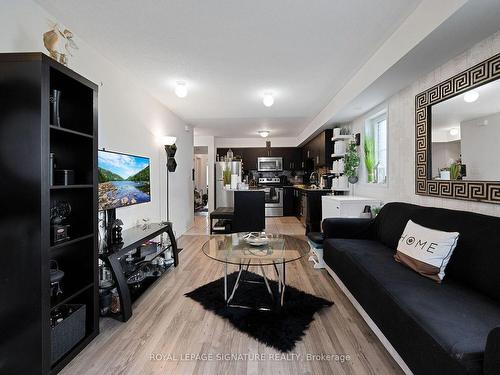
[0,0,194,235]
[461,112,500,180]
[347,29,500,217]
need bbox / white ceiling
[36,0,422,138]
[326,0,500,127]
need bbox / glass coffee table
[202,233,309,310]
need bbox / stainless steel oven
[257,157,283,172]
[258,177,283,216]
[264,187,283,217]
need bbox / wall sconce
[161,136,177,146]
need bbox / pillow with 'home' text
[394,220,459,282]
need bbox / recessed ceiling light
[263,93,274,107]
[175,81,188,98]
[449,128,459,136]
[258,130,270,138]
[463,90,479,103]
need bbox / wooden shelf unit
[0,53,98,375]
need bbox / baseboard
[323,264,413,375]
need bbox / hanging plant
[364,136,376,183]
[344,141,360,184]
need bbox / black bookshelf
[0,53,98,374]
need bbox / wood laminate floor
[61,216,403,375]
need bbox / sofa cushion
[395,220,460,282]
[374,202,500,302]
[324,238,500,375]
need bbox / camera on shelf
[50,201,72,245]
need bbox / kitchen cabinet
[216,148,264,171]
[302,189,331,233]
[273,147,301,170]
[300,129,333,168]
[217,147,301,171]
[215,129,333,173]
[283,187,295,216]
[284,187,331,232]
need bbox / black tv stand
[100,221,178,322]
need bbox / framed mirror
[415,52,500,203]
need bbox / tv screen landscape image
[98,150,151,210]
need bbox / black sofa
[322,202,500,375]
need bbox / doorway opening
[193,146,209,215]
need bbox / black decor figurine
[50,201,72,244]
[111,219,124,244]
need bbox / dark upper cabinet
[270,147,300,170]
[217,147,300,171]
[216,147,267,171]
[216,131,332,172]
[244,148,267,170]
[300,129,333,169]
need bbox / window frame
[362,109,389,187]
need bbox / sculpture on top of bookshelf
[43,23,78,66]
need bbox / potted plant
[344,141,360,184]
[364,136,376,183]
[223,167,232,186]
[450,162,460,180]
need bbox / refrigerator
[215,161,242,208]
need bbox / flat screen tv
[98,150,151,211]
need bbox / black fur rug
[185,271,333,352]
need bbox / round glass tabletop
[202,232,310,266]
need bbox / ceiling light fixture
[463,90,479,103]
[449,128,459,136]
[262,93,274,107]
[175,81,188,98]
[258,130,270,138]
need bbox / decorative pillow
[394,220,459,282]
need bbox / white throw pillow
[394,220,459,282]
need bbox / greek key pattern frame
[415,52,500,203]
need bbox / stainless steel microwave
[257,157,283,172]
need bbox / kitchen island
[210,189,265,234]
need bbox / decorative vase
[367,171,375,183]
[348,176,358,184]
[50,89,61,127]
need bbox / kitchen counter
[285,185,333,193]
[223,188,266,192]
